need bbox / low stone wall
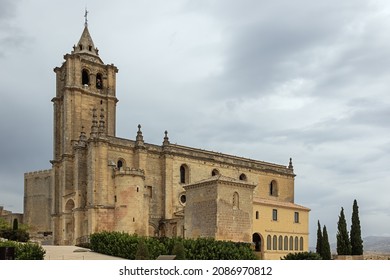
[334,255,364,260]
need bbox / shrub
[135,239,150,260]
[281,251,322,260]
[0,240,45,260]
[171,241,186,260]
[89,232,257,260]
[0,228,30,242]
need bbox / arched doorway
[252,233,264,259]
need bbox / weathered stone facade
[24,23,310,259]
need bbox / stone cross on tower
[84,8,89,27]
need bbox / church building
[24,21,310,260]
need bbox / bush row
[0,240,45,260]
[89,231,257,260]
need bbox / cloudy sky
[1,0,390,247]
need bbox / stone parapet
[114,167,145,179]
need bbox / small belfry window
[82,69,89,86]
[96,73,103,89]
[211,169,219,176]
[117,160,123,170]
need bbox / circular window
[180,194,186,205]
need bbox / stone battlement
[24,169,52,177]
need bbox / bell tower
[52,21,118,160]
[51,17,118,244]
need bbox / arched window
[272,235,277,250]
[117,160,123,170]
[284,236,288,250]
[180,164,189,184]
[96,73,103,89]
[289,236,293,250]
[294,237,299,251]
[82,69,89,86]
[278,236,283,251]
[65,199,75,213]
[255,211,259,219]
[300,237,304,251]
[211,169,219,176]
[233,192,239,209]
[270,180,278,196]
[239,173,247,181]
[267,235,271,250]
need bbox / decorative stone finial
[80,126,87,141]
[90,108,98,138]
[98,108,105,134]
[288,157,294,170]
[163,130,170,145]
[135,124,145,147]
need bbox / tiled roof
[253,198,310,211]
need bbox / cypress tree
[315,220,323,256]
[12,219,18,230]
[350,199,363,255]
[336,207,351,255]
[322,225,331,260]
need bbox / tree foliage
[350,199,363,255]
[316,220,322,255]
[336,207,351,255]
[321,225,331,260]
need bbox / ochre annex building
[24,22,310,260]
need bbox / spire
[72,10,99,57]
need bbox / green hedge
[281,251,322,260]
[90,231,257,260]
[0,241,46,260]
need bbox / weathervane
[84,8,89,27]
